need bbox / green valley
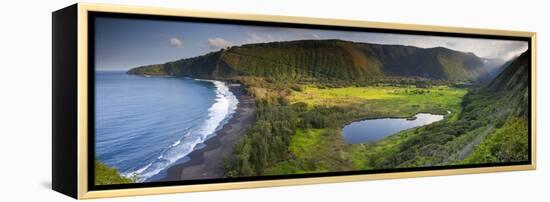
[127,40,530,178]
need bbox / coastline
[157,82,255,181]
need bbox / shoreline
[156,82,255,181]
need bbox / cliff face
[128,39,490,82]
[488,52,529,92]
[486,51,530,116]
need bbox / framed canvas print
[52,3,536,199]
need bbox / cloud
[352,33,528,61]
[444,41,457,47]
[207,38,233,49]
[169,37,183,48]
[489,40,528,60]
[297,33,321,40]
[431,37,528,60]
[244,32,288,44]
[245,32,279,44]
[243,28,322,45]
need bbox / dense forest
[128,39,492,83]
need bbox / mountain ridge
[127,39,492,82]
[487,51,530,116]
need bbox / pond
[341,113,444,144]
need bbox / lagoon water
[95,71,237,182]
[342,113,444,144]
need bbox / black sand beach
[159,83,255,181]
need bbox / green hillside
[94,159,135,185]
[223,51,529,176]
[124,39,528,178]
[127,40,489,82]
[462,52,530,163]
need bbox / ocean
[94,71,238,182]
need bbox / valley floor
[225,80,529,177]
[266,85,468,174]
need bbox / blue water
[95,71,238,182]
[341,113,444,144]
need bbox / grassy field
[263,85,469,174]
[289,85,467,120]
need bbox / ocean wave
[122,80,239,182]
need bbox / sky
[95,17,528,71]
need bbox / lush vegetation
[222,52,529,176]
[95,159,135,185]
[126,39,529,178]
[464,118,528,164]
[224,81,527,176]
[128,40,489,82]
[223,80,468,176]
